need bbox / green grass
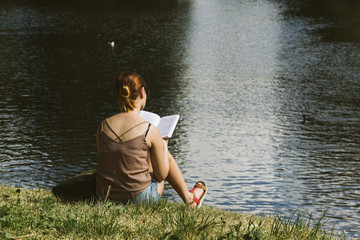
[0,185,345,240]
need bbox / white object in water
[108,41,115,47]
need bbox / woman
[95,71,206,207]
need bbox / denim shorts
[131,180,161,204]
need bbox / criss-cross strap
[104,119,120,139]
[118,121,148,138]
[103,119,149,141]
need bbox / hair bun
[121,86,131,99]
[116,71,146,112]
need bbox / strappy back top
[103,119,151,143]
[96,120,152,200]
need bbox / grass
[0,185,345,240]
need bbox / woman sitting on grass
[95,71,206,207]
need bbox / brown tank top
[95,120,152,200]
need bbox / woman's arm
[147,126,170,182]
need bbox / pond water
[1,0,359,238]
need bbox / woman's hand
[162,138,169,145]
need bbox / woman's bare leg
[146,153,165,195]
[165,152,192,203]
[157,181,164,195]
[147,151,204,205]
[165,152,205,206]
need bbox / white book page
[140,110,160,126]
[158,115,180,139]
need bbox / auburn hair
[116,71,148,112]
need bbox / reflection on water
[1,0,359,238]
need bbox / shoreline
[0,185,344,239]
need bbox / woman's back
[95,116,152,201]
[102,113,150,143]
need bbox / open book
[140,110,180,139]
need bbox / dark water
[1,0,359,237]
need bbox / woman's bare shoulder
[146,124,162,146]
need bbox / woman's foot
[187,181,207,208]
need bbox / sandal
[188,181,207,208]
